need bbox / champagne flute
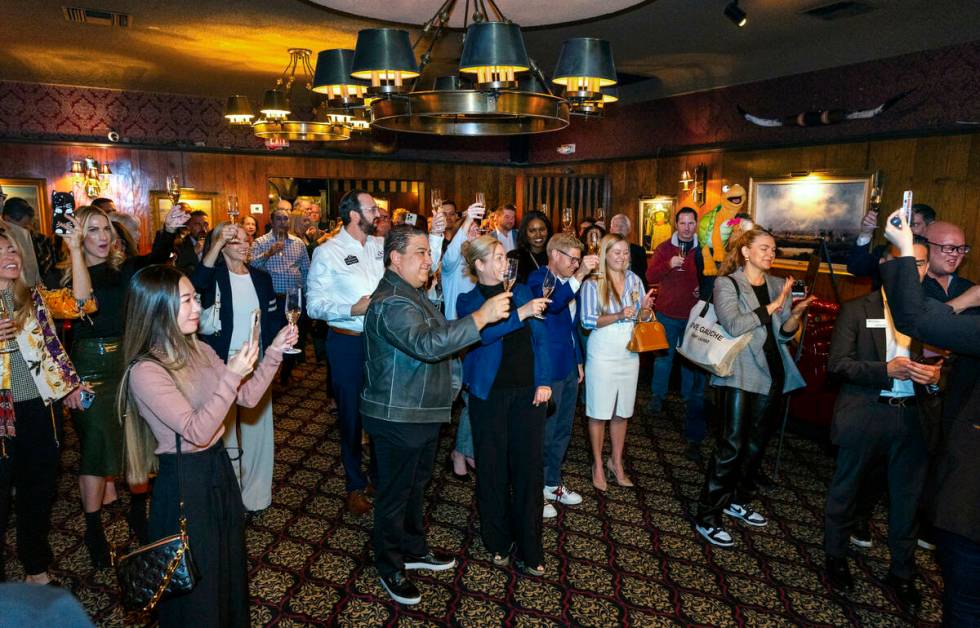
[503,257,519,292]
[282,289,303,355]
[535,269,556,320]
[629,287,641,321]
[596,206,605,227]
[431,188,443,213]
[586,229,601,256]
[166,175,181,206]
[675,244,687,272]
[227,194,240,224]
[562,208,573,234]
[475,192,487,234]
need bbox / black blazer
[174,236,201,277]
[629,243,648,290]
[881,257,980,545]
[190,262,280,359]
[827,290,942,450]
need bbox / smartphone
[79,389,95,410]
[249,308,261,346]
[404,212,418,226]
[915,354,943,366]
[902,190,914,225]
[791,280,807,299]
[52,191,75,235]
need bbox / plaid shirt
[249,232,310,295]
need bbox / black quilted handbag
[114,434,198,615]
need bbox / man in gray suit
[824,240,942,612]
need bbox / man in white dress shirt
[492,203,517,253]
[307,190,443,514]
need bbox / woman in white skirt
[580,234,654,492]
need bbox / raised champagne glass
[282,288,303,355]
[166,175,181,206]
[535,269,556,320]
[503,257,519,292]
[562,208,573,234]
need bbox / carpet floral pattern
[2,358,942,626]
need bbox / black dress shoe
[885,573,921,612]
[404,551,456,571]
[825,556,854,591]
[849,520,872,548]
[379,571,421,605]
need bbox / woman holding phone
[192,222,280,515]
[47,205,187,566]
[118,265,295,627]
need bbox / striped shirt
[579,271,645,330]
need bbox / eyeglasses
[556,249,582,264]
[914,259,928,268]
[928,242,971,256]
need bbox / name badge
[866,318,887,328]
[344,255,359,265]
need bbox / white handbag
[676,277,751,377]
[198,283,221,336]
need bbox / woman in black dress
[506,210,553,284]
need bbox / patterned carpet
[3,354,943,626]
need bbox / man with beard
[307,190,444,514]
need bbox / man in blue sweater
[528,233,598,517]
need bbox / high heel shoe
[592,463,608,492]
[606,458,634,488]
[446,454,470,482]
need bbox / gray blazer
[709,269,805,395]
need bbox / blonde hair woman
[580,234,654,492]
[694,228,813,548]
[118,264,295,627]
[0,225,94,585]
[456,235,551,576]
[50,204,187,566]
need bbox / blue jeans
[937,529,980,627]
[544,369,580,487]
[454,392,474,459]
[649,312,707,443]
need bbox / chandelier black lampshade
[224,95,254,124]
[351,28,419,80]
[433,75,473,91]
[312,49,366,93]
[517,74,550,95]
[552,38,617,89]
[458,21,530,76]
[259,89,290,118]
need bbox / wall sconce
[70,156,111,199]
[679,164,708,206]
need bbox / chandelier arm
[485,0,506,22]
[463,0,471,30]
[527,57,555,96]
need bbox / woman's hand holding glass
[164,205,190,233]
[518,297,551,321]
[269,324,300,356]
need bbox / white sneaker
[543,503,558,519]
[723,503,768,527]
[696,525,735,547]
[543,484,583,505]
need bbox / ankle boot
[83,510,111,569]
[128,493,149,545]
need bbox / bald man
[923,221,973,302]
[609,213,647,286]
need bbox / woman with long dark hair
[506,210,553,284]
[47,205,186,566]
[118,265,295,626]
[694,227,813,547]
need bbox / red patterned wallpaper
[529,40,980,163]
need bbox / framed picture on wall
[638,195,676,253]
[0,177,49,234]
[150,190,218,232]
[748,174,871,272]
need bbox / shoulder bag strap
[174,432,188,535]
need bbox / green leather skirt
[71,337,124,477]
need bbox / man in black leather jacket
[361,224,511,606]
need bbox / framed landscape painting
[748,174,871,272]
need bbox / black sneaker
[849,521,872,549]
[404,551,457,572]
[379,571,421,605]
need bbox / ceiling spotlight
[724,1,747,27]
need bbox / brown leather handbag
[627,309,669,352]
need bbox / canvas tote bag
[676,277,752,377]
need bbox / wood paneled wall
[0,143,519,251]
[2,132,978,291]
[525,133,980,286]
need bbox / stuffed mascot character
[697,183,747,276]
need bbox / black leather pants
[696,386,780,527]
